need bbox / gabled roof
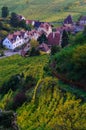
[26,20,34,25]
[48,31,61,46]
[56,25,74,32]
[79,16,86,21]
[38,43,50,52]
[34,21,43,28]
[64,15,73,24]
[39,23,51,30]
[16,14,25,21]
[7,30,27,43]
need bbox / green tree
[1,6,9,18]
[51,45,61,55]
[30,39,39,48]
[10,12,19,27]
[29,47,40,56]
[61,30,69,48]
[37,33,48,44]
[19,19,27,28]
[0,21,3,30]
[83,25,86,39]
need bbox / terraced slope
[0,0,86,22]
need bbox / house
[26,20,35,26]
[21,43,30,56]
[47,31,61,47]
[17,14,25,21]
[38,43,50,53]
[63,15,73,26]
[57,25,74,33]
[74,25,84,33]
[79,16,86,25]
[38,23,52,37]
[34,21,44,28]
[28,30,40,40]
[3,30,29,50]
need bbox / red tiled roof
[7,30,26,43]
[48,31,60,46]
[39,23,51,30]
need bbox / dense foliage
[17,77,86,130]
[61,30,69,48]
[1,6,9,18]
[0,51,86,129]
[49,31,86,90]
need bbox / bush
[0,110,18,129]
[0,30,8,38]
[12,92,27,110]
[0,74,23,94]
[51,45,61,55]
[29,47,40,56]
[72,44,86,69]
[50,44,86,88]
[75,32,85,44]
[30,39,39,48]
[0,50,4,57]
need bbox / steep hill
[17,77,86,130]
[0,0,86,22]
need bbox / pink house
[38,23,52,37]
[26,20,35,26]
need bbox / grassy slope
[17,77,86,130]
[0,54,86,98]
[0,54,86,130]
[0,54,48,86]
[0,0,86,22]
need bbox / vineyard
[0,0,86,22]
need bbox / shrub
[50,44,86,89]
[0,74,23,94]
[51,45,61,55]
[72,44,86,69]
[0,50,4,57]
[12,92,27,110]
[29,47,40,56]
[30,39,39,48]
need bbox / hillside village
[0,3,86,130]
[0,11,86,57]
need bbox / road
[0,50,21,59]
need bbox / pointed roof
[48,31,61,46]
[38,43,50,52]
[64,15,73,24]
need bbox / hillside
[0,54,86,130]
[0,0,86,129]
[0,55,48,86]
[0,0,86,22]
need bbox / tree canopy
[1,6,9,18]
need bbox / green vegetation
[0,1,86,129]
[0,48,86,129]
[0,55,48,86]
[61,29,69,48]
[1,6,9,18]
[17,77,86,130]
[49,32,86,90]
[0,0,86,22]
